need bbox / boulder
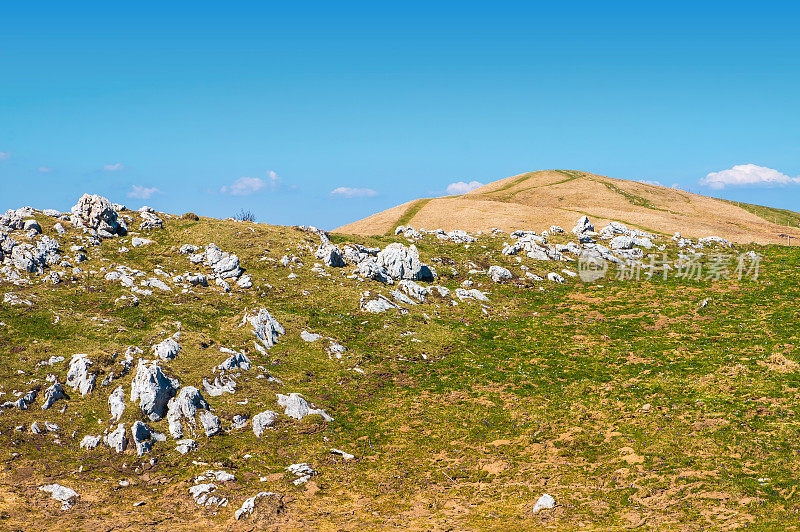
[314,244,346,267]
[375,243,434,281]
[130,360,178,421]
[70,194,127,237]
[359,292,405,313]
[217,348,251,371]
[66,354,96,396]
[80,434,102,450]
[454,288,489,302]
[152,336,181,361]
[532,493,556,514]
[41,383,67,410]
[488,265,512,282]
[204,243,242,279]
[166,386,210,438]
[131,420,154,456]
[235,492,282,521]
[357,258,392,284]
[175,438,197,454]
[108,385,126,421]
[245,308,285,350]
[252,410,279,438]
[398,279,429,301]
[277,393,333,421]
[199,411,221,437]
[571,215,594,235]
[105,423,128,453]
[39,484,79,510]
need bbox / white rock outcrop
[375,243,434,281]
[66,354,96,396]
[39,484,79,510]
[245,308,285,351]
[70,194,127,238]
[277,393,333,421]
[252,410,279,438]
[130,360,178,421]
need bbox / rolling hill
[335,170,800,245]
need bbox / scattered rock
[488,265,512,282]
[315,244,346,267]
[153,335,181,361]
[199,411,221,437]
[235,491,282,520]
[105,423,128,453]
[277,393,333,421]
[376,243,434,281]
[131,420,154,456]
[252,410,279,437]
[41,383,67,410]
[108,385,126,421]
[532,493,556,514]
[39,484,79,510]
[245,308,285,351]
[217,348,251,371]
[66,354,96,396]
[176,438,197,454]
[130,360,178,421]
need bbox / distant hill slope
[335,169,800,244]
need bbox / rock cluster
[70,194,128,238]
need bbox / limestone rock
[130,360,178,421]
[375,243,434,281]
[315,244,346,267]
[276,393,333,421]
[488,265,512,282]
[235,492,282,520]
[105,423,128,453]
[108,385,126,421]
[39,484,79,510]
[152,335,181,361]
[252,410,279,438]
[70,194,127,237]
[66,354,96,396]
[41,383,67,410]
[245,308,284,350]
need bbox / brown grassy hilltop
[335,169,800,245]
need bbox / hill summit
[336,170,800,245]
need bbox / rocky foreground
[0,195,797,530]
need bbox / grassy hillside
[720,198,800,230]
[1,207,800,530]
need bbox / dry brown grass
[335,170,800,244]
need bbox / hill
[335,169,800,245]
[1,195,800,529]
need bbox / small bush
[234,209,257,222]
[181,212,200,221]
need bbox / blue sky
[1,2,798,229]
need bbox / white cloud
[637,179,664,186]
[38,166,51,173]
[0,152,10,160]
[220,171,281,196]
[330,187,378,198]
[103,163,125,171]
[446,180,483,195]
[127,185,161,200]
[701,164,800,189]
